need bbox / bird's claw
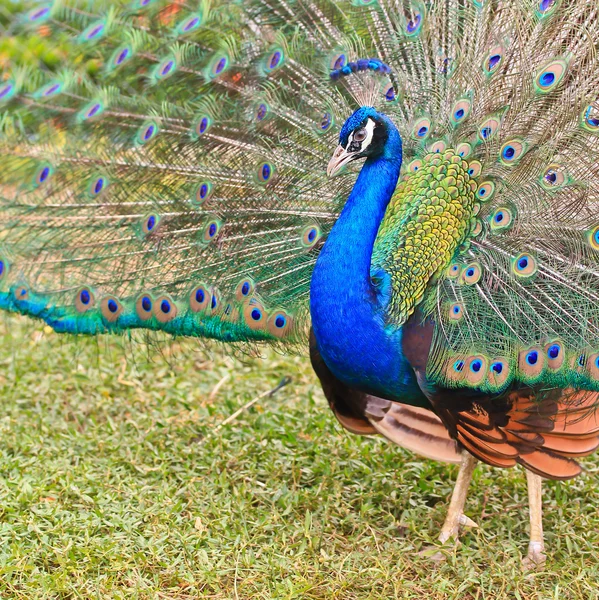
[458,513,478,529]
[437,512,478,544]
[419,512,478,562]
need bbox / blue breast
[310,146,429,408]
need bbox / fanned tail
[4,0,599,400]
[1,0,363,347]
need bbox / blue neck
[310,122,427,406]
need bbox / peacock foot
[522,541,546,571]
[438,512,478,544]
[418,512,478,562]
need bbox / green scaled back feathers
[3,0,599,396]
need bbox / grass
[0,314,599,598]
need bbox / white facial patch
[348,117,376,153]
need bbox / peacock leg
[522,470,546,569]
[438,451,478,544]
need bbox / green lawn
[0,314,598,599]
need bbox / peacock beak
[327,145,355,177]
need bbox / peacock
[2,0,599,568]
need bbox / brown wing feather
[430,388,599,479]
[370,404,462,463]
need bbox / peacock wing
[427,386,599,479]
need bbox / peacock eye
[353,128,367,142]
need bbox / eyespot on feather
[445,356,467,383]
[382,82,398,103]
[478,117,500,142]
[537,0,560,16]
[456,142,472,158]
[499,139,526,165]
[587,353,599,380]
[571,352,588,373]
[75,287,95,313]
[264,48,284,72]
[429,140,446,154]
[477,181,495,201]
[0,80,16,105]
[175,12,202,35]
[33,163,53,187]
[256,162,274,183]
[209,288,221,312]
[534,58,568,93]
[14,286,29,301]
[461,262,482,285]
[412,117,431,140]
[464,355,487,385]
[27,4,52,23]
[483,46,503,75]
[132,0,155,8]
[470,219,483,237]
[137,120,159,145]
[540,164,566,190]
[235,278,255,302]
[316,111,334,133]
[267,310,293,338]
[329,52,347,71]
[107,45,133,72]
[301,224,322,249]
[490,206,514,231]
[154,295,178,323]
[407,159,422,173]
[142,213,160,235]
[581,105,599,132]
[243,299,267,331]
[448,302,464,322]
[488,357,510,388]
[193,115,212,138]
[100,296,123,322]
[518,346,544,379]
[208,55,229,79]
[153,56,177,81]
[190,284,211,312]
[88,175,108,197]
[0,258,9,281]
[467,160,482,178]
[451,99,472,125]
[77,101,104,122]
[202,219,221,243]
[446,263,461,279]
[221,302,240,324]
[79,19,106,44]
[512,253,537,278]
[34,80,63,99]
[136,293,154,320]
[192,182,213,206]
[545,341,565,370]
[587,226,599,251]
[405,8,424,36]
[254,102,269,122]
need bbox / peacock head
[327,106,401,177]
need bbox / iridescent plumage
[3,0,599,566]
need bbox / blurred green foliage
[0,1,97,74]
